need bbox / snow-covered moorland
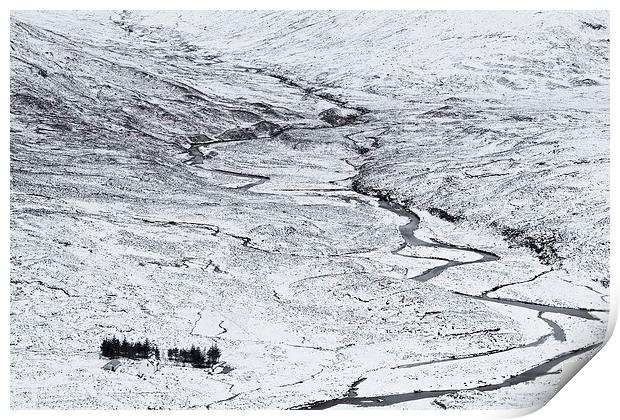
[10,11,609,410]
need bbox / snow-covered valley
[10,11,609,410]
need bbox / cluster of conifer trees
[100,337,221,369]
[100,336,160,360]
[167,344,221,368]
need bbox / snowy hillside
[10,11,609,410]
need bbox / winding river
[183,68,604,410]
[294,192,603,409]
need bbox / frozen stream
[191,97,604,410]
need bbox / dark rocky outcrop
[427,207,463,223]
[319,107,361,127]
[570,78,599,87]
[219,127,257,141]
[219,120,283,140]
[252,120,283,137]
[582,21,606,30]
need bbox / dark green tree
[207,344,221,365]
[121,337,129,357]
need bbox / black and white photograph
[8,5,614,413]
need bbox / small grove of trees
[167,344,221,368]
[100,336,160,360]
[100,337,221,369]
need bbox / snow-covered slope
[143,10,610,284]
[10,11,609,410]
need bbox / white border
[2,1,617,10]
[3,2,617,420]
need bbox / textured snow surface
[10,11,609,410]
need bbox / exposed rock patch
[319,107,361,127]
